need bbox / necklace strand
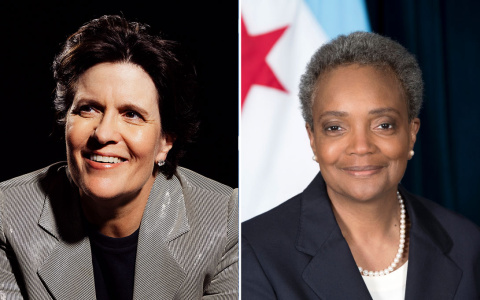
[358,191,406,277]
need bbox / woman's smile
[83,152,128,169]
[340,165,386,177]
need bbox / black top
[89,226,139,300]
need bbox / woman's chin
[78,180,132,203]
[327,181,395,203]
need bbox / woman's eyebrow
[318,111,349,119]
[72,97,99,106]
[368,107,401,116]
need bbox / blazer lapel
[37,237,96,299]
[35,166,190,299]
[133,173,189,299]
[37,167,96,299]
[297,173,372,300]
[294,174,462,299]
[401,187,462,299]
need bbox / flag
[241,0,371,221]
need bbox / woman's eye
[124,110,143,120]
[378,123,393,130]
[76,105,96,116]
[80,105,93,112]
[323,125,345,135]
[326,125,342,131]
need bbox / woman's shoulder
[175,166,235,197]
[0,162,68,200]
[0,162,69,242]
[407,190,480,246]
[173,167,238,220]
[242,193,303,241]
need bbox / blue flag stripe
[303,0,371,39]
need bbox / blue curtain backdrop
[366,0,480,225]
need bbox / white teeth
[90,154,123,164]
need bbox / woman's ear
[155,134,175,163]
[409,118,421,150]
[306,123,317,158]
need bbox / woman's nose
[92,113,121,144]
[347,128,375,155]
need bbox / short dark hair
[299,31,423,129]
[53,15,199,178]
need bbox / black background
[0,1,238,188]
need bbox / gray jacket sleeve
[0,189,24,299]
[203,188,239,299]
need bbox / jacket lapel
[297,173,372,300]
[133,173,189,299]
[295,174,462,299]
[37,237,96,299]
[401,187,462,299]
[36,166,190,299]
[37,167,96,299]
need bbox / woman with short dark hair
[53,15,199,178]
[0,15,238,299]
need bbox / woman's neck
[327,186,408,271]
[80,176,155,238]
[327,186,400,237]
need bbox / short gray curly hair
[299,31,423,129]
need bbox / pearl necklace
[358,191,406,277]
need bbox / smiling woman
[307,64,419,203]
[67,63,168,212]
[66,63,171,235]
[0,15,238,299]
[241,32,480,299]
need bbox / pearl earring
[409,150,414,157]
[157,160,165,167]
[312,155,317,162]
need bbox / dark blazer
[242,172,480,299]
[0,162,238,299]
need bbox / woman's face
[66,62,172,203]
[307,64,420,202]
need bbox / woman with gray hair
[242,31,480,299]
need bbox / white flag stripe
[241,0,370,221]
